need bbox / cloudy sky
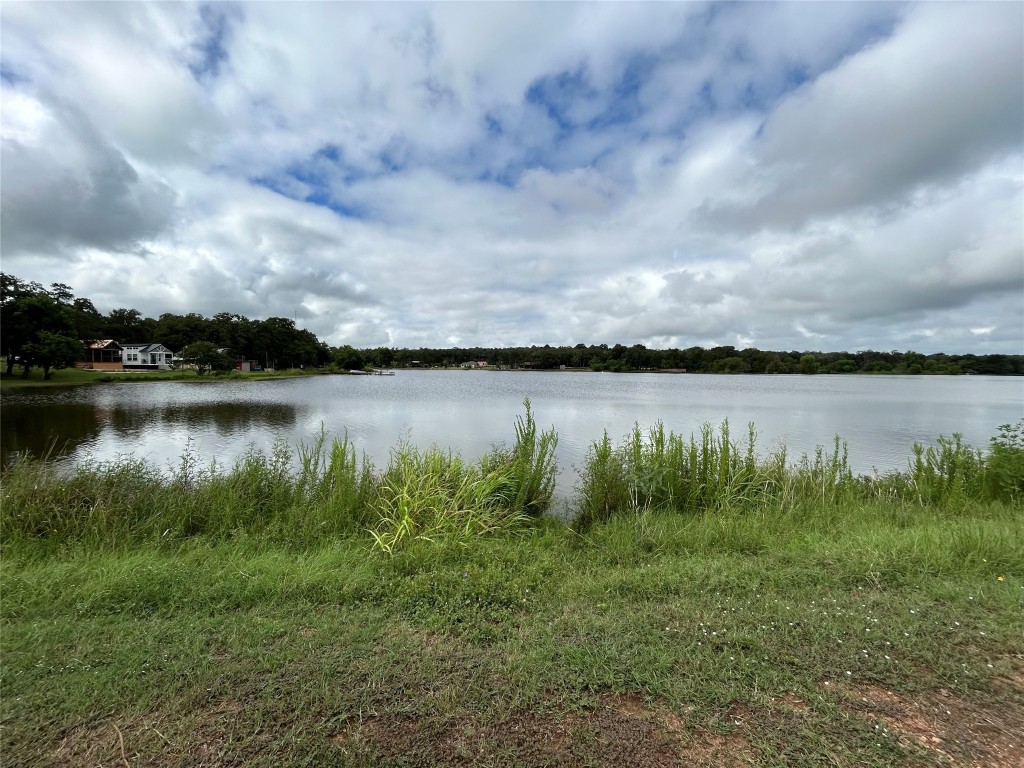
[1,1,1021,353]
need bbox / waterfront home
[78,339,124,371]
[121,343,174,370]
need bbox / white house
[121,343,174,370]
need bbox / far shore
[0,366,328,389]
[3,364,1017,390]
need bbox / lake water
[2,372,1021,497]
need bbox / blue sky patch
[0,61,28,85]
[189,3,238,81]
[525,67,595,133]
[251,145,369,219]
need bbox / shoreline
[3,365,1015,390]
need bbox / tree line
[1,274,329,378]
[2,272,1020,379]
[342,343,1023,376]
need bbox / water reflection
[1,397,299,468]
[106,402,298,435]
[1,373,1020,486]
[0,403,102,465]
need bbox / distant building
[78,340,123,371]
[121,343,173,370]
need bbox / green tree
[180,341,233,375]
[22,330,84,379]
[209,313,254,356]
[366,346,395,368]
[825,358,858,374]
[799,354,819,374]
[716,356,750,374]
[71,298,107,341]
[1,273,43,374]
[155,313,211,352]
[332,345,365,371]
[1,283,79,377]
[47,282,74,305]
[251,317,295,370]
[105,308,148,342]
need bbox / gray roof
[122,343,170,353]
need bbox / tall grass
[0,401,558,553]
[483,398,559,517]
[986,421,1024,502]
[369,399,558,553]
[2,412,1021,551]
[0,432,376,548]
[573,420,844,529]
[572,419,1023,529]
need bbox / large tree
[155,313,212,353]
[22,330,84,380]
[105,307,156,343]
[0,275,80,377]
[180,341,234,375]
[1,273,41,374]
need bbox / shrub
[986,420,1024,502]
[369,401,557,553]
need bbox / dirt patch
[773,692,811,714]
[331,693,755,767]
[46,699,261,768]
[845,682,1024,768]
[52,715,184,768]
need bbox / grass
[1,417,1022,766]
[573,419,1024,530]
[0,365,327,389]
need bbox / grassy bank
[2,415,1022,766]
[0,366,328,389]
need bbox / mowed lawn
[2,501,1021,767]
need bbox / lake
[2,372,1021,498]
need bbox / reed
[481,398,559,517]
[369,401,557,553]
[573,420,788,528]
[571,419,1022,528]
[0,402,557,553]
[2,415,1021,550]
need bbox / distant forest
[343,345,1023,376]
[2,273,1021,376]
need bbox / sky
[1,1,1022,354]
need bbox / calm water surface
[2,372,1021,496]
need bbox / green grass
[0,366,110,387]
[2,505,1021,767]
[573,419,1024,530]
[0,365,327,389]
[1,417,1022,766]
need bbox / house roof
[84,339,122,350]
[121,343,170,353]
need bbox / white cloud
[0,1,1020,355]
[704,1,1024,230]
